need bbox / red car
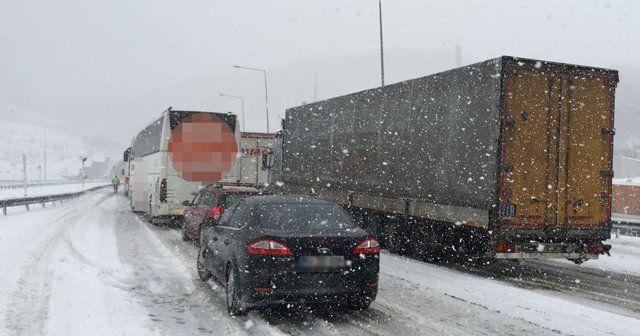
[182,185,263,244]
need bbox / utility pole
[233,65,270,132]
[455,44,463,67]
[81,157,87,191]
[313,73,318,102]
[23,155,27,197]
[43,125,47,181]
[379,0,385,87]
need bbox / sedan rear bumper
[237,258,379,308]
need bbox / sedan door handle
[224,239,230,246]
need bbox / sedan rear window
[256,203,356,231]
[221,193,254,208]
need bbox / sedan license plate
[299,256,345,270]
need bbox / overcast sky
[1,0,638,151]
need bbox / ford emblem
[318,247,330,254]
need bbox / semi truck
[221,132,276,187]
[269,56,618,263]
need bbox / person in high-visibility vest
[112,175,120,193]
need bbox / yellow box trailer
[274,56,618,263]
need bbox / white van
[124,108,240,224]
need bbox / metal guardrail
[612,219,640,237]
[0,180,106,190]
[0,185,109,215]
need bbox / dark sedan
[196,195,379,315]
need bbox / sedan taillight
[247,239,292,256]
[210,206,223,222]
[353,237,380,255]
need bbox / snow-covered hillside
[0,120,116,180]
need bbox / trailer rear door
[500,63,616,232]
[561,76,615,228]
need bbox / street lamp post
[220,93,246,185]
[219,93,245,132]
[378,0,385,87]
[233,65,270,132]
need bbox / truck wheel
[411,224,431,260]
[384,218,407,255]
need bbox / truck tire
[384,217,407,255]
[411,223,430,260]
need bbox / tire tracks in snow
[3,191,107,336]
[445,259,640,318]
[133,203,479,336]
[112,195,283,336]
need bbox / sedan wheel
[181,224,189,241]
[226,268,246,316]
[198,225,205,247]
[197,249,212,281]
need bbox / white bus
[124,108,240,224]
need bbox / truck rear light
[353,237,380,255]
[247,239,292,256]
[255,287,273,292]
[159,178,167,202]
[367,282,378,288]
[495,243,516,253]
[210,206,223,222]
[585,243,605,254]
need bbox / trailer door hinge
[504,117,516,128]
[601,128,616,135]
[600,170,614,177]
[501,165,514,173]
[603,79,617,89]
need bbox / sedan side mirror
[182,200,191,206]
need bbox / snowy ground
[0,181,109,201]
[552,235,640,277]
[1,188,639,335]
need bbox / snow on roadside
[0,181,109,201]
[380,252,640,336]
[0,191,159,336]
[552,235,640,277]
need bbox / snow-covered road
[1,189,639,335]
